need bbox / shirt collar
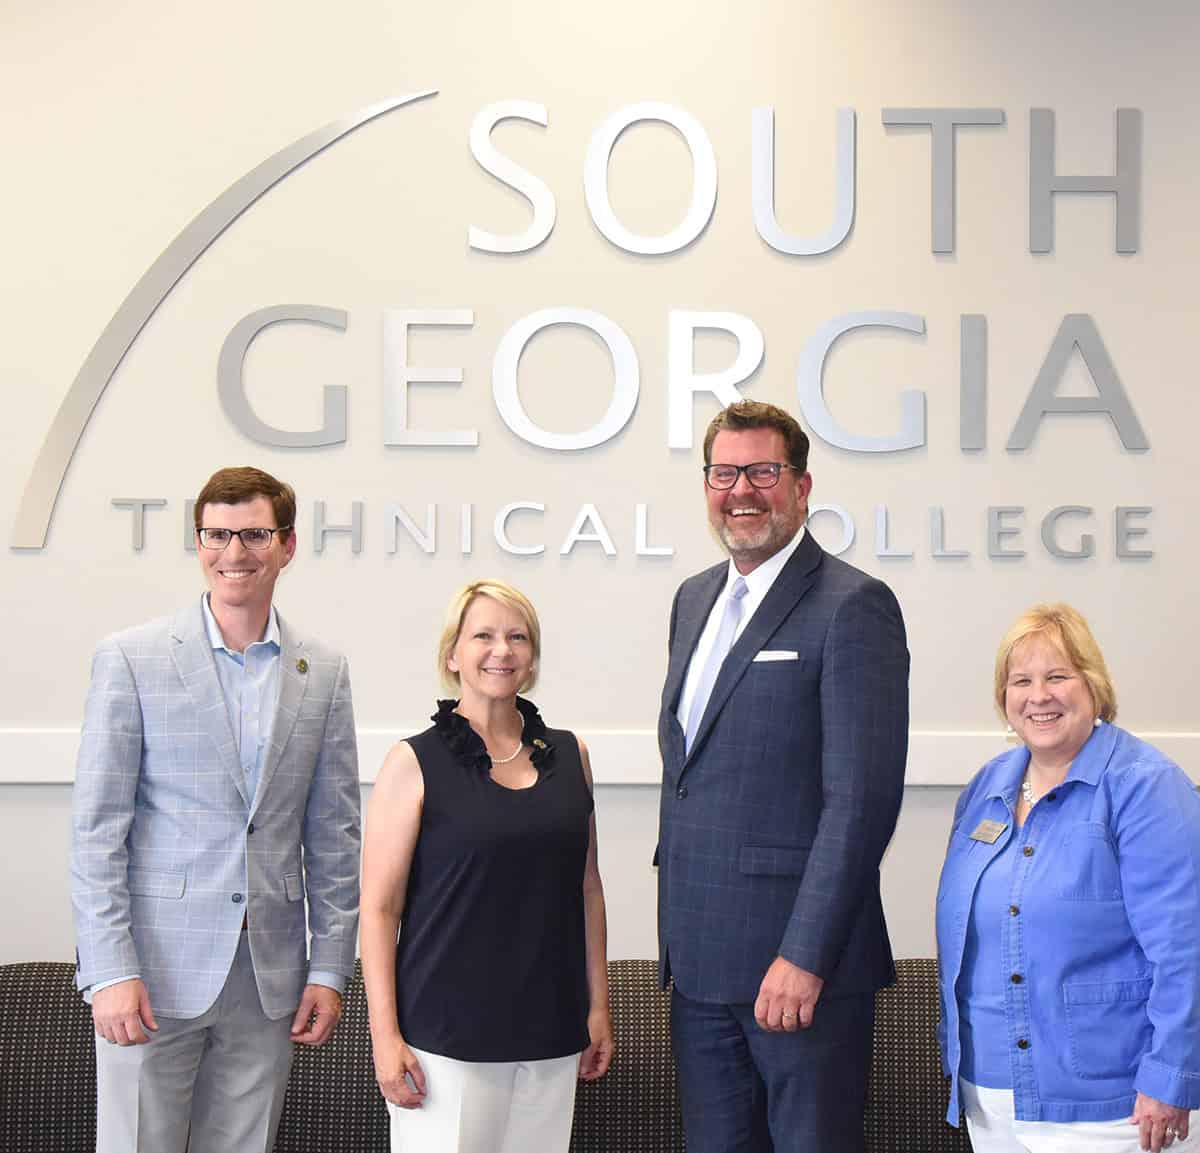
[201,593,280,655]
[723,524,807,597]
[984,745,1031,803]
[1061,719,1117,786]
[983,719,1117,801]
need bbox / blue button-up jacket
[936,722,1200,1125]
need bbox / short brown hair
[437,580,541,695]
[194,467,296,539]
[993,603,1117,722]
[702,400,810,472]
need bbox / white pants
[94,933,294,1153]
[387,1046,580,1153]
[962,1080,1191,1152]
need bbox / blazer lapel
[663,564,726,715]
[168,601,249,807]
[684,533,824,765]
[254,616,309,815]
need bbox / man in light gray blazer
[70,466,361,1153]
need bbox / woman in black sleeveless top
[360,580,613,1152]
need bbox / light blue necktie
[684,577,748,754]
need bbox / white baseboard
[3,728,1197,787]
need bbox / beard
[713,506,800,564]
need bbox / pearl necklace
[1022,772,1065,807]
[487,716,526,765]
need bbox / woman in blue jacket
[937,603,1200,1153]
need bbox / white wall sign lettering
[13,95,1151,565]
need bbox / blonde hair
[993,603,1117,722]
[437,580,541,695]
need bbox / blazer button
[676,786,688,799]
[232,892,244,904]
[247,822,256,835]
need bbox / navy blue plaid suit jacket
[656,531,909,1004]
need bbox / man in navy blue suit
[657,400,909,1152]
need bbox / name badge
[969,819,1007,844]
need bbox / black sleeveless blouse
[394,698,593,1061]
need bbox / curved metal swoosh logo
[12,89,438,549]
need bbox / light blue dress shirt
[937,722,1200,1125]
[202,593,281,805]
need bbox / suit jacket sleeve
[69,637,145,988]
[778,578,909,978]
[301,654,361,981]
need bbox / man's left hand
[754,957,824,1032]
[289,984,343,1047]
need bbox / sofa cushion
[0,961,96,1153]
[0,958,967,1152]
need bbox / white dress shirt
[676,526,806,733]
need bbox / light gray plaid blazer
[70,599,361,1020]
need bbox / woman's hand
[1132,1091,1190,1151]
[373,1033,427,1109]
[578,1007,614,1082]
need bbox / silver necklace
[1021,775,1035,806]
[488,716,526,765]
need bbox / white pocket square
[752,649,799,662]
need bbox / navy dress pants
[671,986,875,1153]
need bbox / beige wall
[2,0,1197,964]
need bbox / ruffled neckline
[432,697,556,776]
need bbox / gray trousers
[94,933,294,1153]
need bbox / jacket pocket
[283,872,304,902]
[739,844,810,876]
[1064,977,1153,1079]
[127,868,186,899]
[1055,823,1122,900]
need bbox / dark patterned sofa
[0,958,968,1152]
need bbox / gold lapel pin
[296,658,308,674]
[533,738,546,749]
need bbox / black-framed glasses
[702,462,800,490]
[197,526,293,550]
